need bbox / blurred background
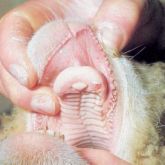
[0,0,25,16]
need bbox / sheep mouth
[28,23,118,151]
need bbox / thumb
[93,0,144,52]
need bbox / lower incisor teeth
[47,130,65,140]
[37,130,65,140]
[38,130,46,135]
[37,129,55,136]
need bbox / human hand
[0,0,63,115]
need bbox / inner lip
[28,22,118,151]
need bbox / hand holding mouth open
[0,0,163,164]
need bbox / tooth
[37,130,46,135]
[55,132,65,140]
[47,130,55,136]
[59,134,65,141]
[72,82,87,91]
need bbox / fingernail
[9,64,28,86]
[97,22,124,50]
[31,94,56,115]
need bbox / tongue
[53,66,108,100]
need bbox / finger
[77,148,131,165]
[0,62,60,115]
[27,19,72,82]
[0,0,63,88]
[93,0,145,51]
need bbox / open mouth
[27,21,118,151]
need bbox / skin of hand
[0,0,163,164]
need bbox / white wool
[109,56,150,162]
